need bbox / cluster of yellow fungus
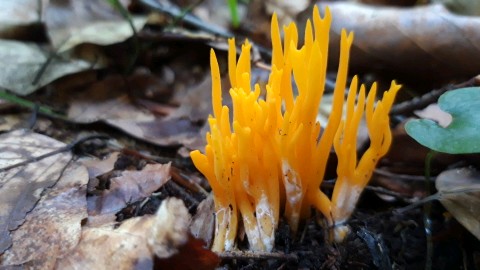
[190,6,401,252]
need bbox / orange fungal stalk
[190,6,400,252]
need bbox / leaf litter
[0,130,75,254]
[87,163,171,225]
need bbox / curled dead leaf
[152,198,220,269]
[436,167,480,240]
[149,197,191,258]
[315,2,480,83]
[190,195,215,248]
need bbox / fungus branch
[191,6,400,252]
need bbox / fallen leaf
[57,215,155,270]
[0,130,88,267]
[149,197,190,258]
[190,0,247,31]
[80,151,120,178]
[1,161,88,268]
[315,2,480,83]
[0,40,95,95]
[190,195,215,248]
[0,0,45,26]
[0,0,49,41]
[43,0,146,51]
[109,117,201,147]
[166,76,214,122]
[436,167,480,240]
[67,75,155,123]
[152,198,220,269]
[59,197,218,270]
[433,0,480,16]
[87,163,171,222]
[57,17,147,52]
[0,130,73,253]
[264,0,309,26]
[67,74,202,147]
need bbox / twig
[26,104,40,130]
[394,186,480,214]
[139,0,233,38]
[374,168,436,182]
[32,51,58,85]
[390,75,480,115]
[171,167,209,196]
[423,151,436,270]
[139,0,342,92]
[322,179,409,201]
[0,134,110,172]
[219,251,302,262]
[166,180,200,207]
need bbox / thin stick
[0,134,110,172]
[390,75,480,115]
[219,251,303,262]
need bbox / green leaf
[405,87,480,154]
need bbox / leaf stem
[0,90,68,121]
[423,150,436,270]
[227,0,239,28]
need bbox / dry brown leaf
[80,151,120,178]
[190,195,215,248]
[1,161,88,268]
[108,117,201,147]
[87,163,171,223]
[436,167,480,240]
[44,0,146,51]
[315,2,480,83]
[0,40,94,95]
[0,130,88,267]
[57,215,155,270]
[152,198,219,269]
[59,197,218,270]
[67,74,156,123]
[149,197,191,258]
[264,0,309,26]
[0,0,46,26]
[67,74,201,147]
[167,76,214,123]
[0,130,73,253]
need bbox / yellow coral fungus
[190,6,401,252]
